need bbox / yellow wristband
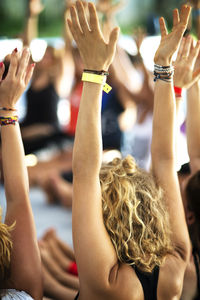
[81,72,112,94]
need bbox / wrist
[154,55,172,66]
[83,64,109,72]
[0,111,17,118]
[82,71,112,94]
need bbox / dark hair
[186,170,200,250]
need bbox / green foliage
[0,0,198,38]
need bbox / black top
[74,265,159,300]
[193,248,200,300]
[133,265,159,300]
[22,83,59,127]
[74,292,79,300]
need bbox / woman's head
[36,46,58,70]
[100,155,172,273]
[0,208,14,286]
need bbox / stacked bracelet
[0,116,18,126]
[154,64,174,83]
[174,86,182,98]
[0,107,17,112]
[81,70,112,94]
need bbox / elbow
[174,240,191,264]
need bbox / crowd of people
[0,0,200,299]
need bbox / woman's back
[74,254,185,300]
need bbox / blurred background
[0,0,198,38]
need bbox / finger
[67,18,79,44]
[88,2,101,33]
[192,69,200,82]
[190,38,195,51]
[17,47,31,79]
[173,9,180,27]
[159,17,168,37]
[190,41,200,67]
[108,27,120,57]
[176,37,185,61]
[25,63,35,86]
[6,48,18,79]
[76,0,90,33]
[180,5,191,27]
[70,5,83,34]
[182,35,192,58]
[0,62,5,82]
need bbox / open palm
[67,1,119,71]
[154,5,191,65]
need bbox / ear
[186,210,195,226]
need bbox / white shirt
[2,290,34,300]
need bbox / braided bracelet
[0,116,18,126]
[83,69,109,76]
[154,64,174,83]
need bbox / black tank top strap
[192,248,200,300]
[133,265,159,300]
[74,292,79,300]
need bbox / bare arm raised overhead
[0,49,42,299]
[67,0,119,292]
[186,47,200,173]
[23,0,44,47]
[152,5,191,260]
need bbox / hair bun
[122,155,137,175]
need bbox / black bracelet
[83,69,109,76]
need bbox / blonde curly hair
[0,207,14,287]
[100,155,173,273]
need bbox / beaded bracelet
[0,107,17,112]
[154,64,174,83]
[0,116,18,126]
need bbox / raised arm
[0,49,42,299]
[186,50,200,173]
[23,0,44,46]
[173,35,200,166]
[151,5,191,260]
[67,0,119,291]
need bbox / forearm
[151,81,176,164]
[112,47,142,94]
[72,82,103,177]
[23,16,38,46]
[175,95,183,169]
[187,81,200,165]
[1,117,29,202]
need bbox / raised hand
[0,48,35,109]
[29,0,44,17]
[174,36,200,88]
[96,0,125,16]
[67,0,119,71]
[154,5,191,66]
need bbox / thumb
[0,62,5,82]
[192,68,200,84]
[108,27,120,54]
